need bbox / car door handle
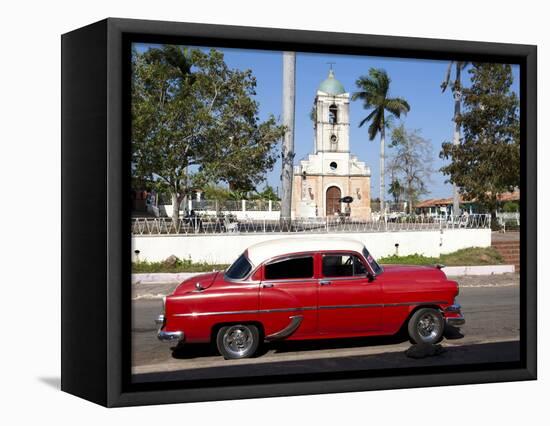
[262,283,274,288]
[319,280,332,286]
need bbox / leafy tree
[502,201,519,213]
[202,185,233,202]
[440,63,519,222]
[132,45,285,222]
[387,124,434,214]
[254,185,280,201]
[352,68,410,213]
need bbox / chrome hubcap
[223,325,253,357]
[417,313,441,342]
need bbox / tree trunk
[452,85,462,217]
[380,126,386,214]
[281,51,296,223]
[171,193,181,223]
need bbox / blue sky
[134,43,520,199]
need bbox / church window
[330,161,338,170]
[329,104,338,124]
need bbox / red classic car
[156,237,464,359]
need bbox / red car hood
[380,264,447,280]
[173,271,220,295]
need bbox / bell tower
[314,69,350,154]
[292,67,371,220]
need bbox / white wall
[131,228,491,263]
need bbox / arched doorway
[326,186,341,216]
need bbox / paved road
[131,274,520,383]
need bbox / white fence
[131,214,491,236]
[496,212,520,230]
[157,199,281,220]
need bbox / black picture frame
[61,17,537,407]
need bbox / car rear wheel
[407,308,444,344]
[216,324,260,359]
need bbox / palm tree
[441,61,469,217]
[352,68,410,214]
[388,179,403,205]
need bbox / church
[291,69,372,219]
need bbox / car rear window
[225,253,253,280]
[264,256,314,280]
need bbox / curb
[132,264,515,284]
[442,265,515,276]
[132,272,203,284]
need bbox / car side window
[264,256,314,280]
[322,254,367,277]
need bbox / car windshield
[225,253,253,280]
[363,247,383,275]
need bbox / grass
[132,246,504,273]
[132,258,229,273]
[379,247,503,266]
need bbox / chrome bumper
[446,315,465,326]
[156,314,184,343]
[158,330,184,342]
[445,304,465,326]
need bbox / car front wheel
[216,324,260,359]
[407,308,444,344]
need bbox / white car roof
[245,237,366,267]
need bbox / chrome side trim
[173,306,317,317]
[174,309,259,317]
[172,301,448,317]
[319,276,369,282]
[261,278,318,284]
[265,315,304,341]
[384,301,448,307]
[319,303,384,310]
[261,307,317,313]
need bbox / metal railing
[497,212,520,231]
[131,213,491,236]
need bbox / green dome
[318,69,346,95]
